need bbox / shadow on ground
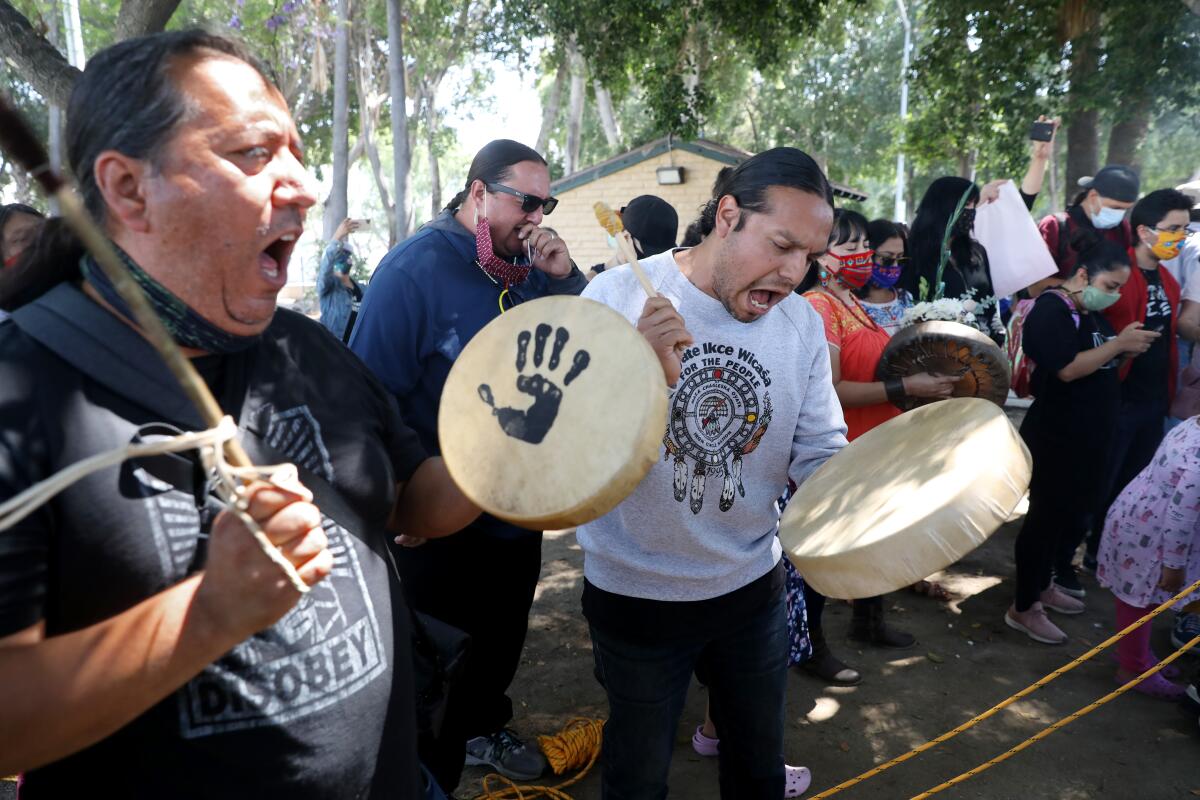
[457,518,1200,799]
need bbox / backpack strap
[1043,287,1080,329]
[11,282,206,429]
[1055,212,1069,268]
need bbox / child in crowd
[1097,416,1200,698]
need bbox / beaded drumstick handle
[593,202,657,297]
[0,91,308,594]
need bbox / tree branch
[114,0,182,40]
[0,0,80,107]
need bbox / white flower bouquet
[901,297,978,327]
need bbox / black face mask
[952,208,976,238]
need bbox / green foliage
[507,0,841,136]
[906,0,1063,180]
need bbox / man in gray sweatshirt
[578,148,848,798]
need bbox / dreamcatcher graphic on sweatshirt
[664,363,772,514]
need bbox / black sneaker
[1171,612,1200,651]
[464,729,547,781]
[1052,569,1087,599]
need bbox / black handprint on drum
[477,323,591,444]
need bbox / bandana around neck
[474,194,531,287]
[81,247,260,354]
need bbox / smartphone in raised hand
[1029,121,1054,142]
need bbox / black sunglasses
[873,254,908,267]
[486,182,558,215]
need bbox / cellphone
[1029,121,1054,142]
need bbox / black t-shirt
[1124,267,1172,403]
[0,286,427,799]
[1020,291,1121,496]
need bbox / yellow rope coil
[474,718,604,800]
[809,576,1200,799]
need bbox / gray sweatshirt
[577,249,848,601]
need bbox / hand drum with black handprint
[477,323,590,444]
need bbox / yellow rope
[808,576,1200,799]
[473,718,604,800]
[909,631,1200,799]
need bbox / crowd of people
[0,28,1197,800]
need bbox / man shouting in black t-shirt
[0,31,479,799]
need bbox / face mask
[831,250,874,289]
[1089,206,1126,230]
[1146,229,1186,261]
[1080,284,1120,312]
[871,263,902,288]
[474,193,531,287]
[952,208,975,238]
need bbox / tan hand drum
[439,295,668,530]
[877,321,1010,410]
[780,397,1031,599]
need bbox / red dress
[804,290,900,441]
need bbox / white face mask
[1090,205,1126,230]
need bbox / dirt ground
[458,518,1200,799]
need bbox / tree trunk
[324,0,351,240]
[45,0,64,214]
[46,0,64,177]
[426,96,442,219]
[0,0,80,107]
[386,0,410,243]
[535,57,568,154]
[354,40,396,247]
[1064,18,1101,195]
[593,79,621,150]
[60,0,85,66]
[1106,97,1152,171]
[564,43,585,175]
[113,0,181,41]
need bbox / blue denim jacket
[318,239,361,341]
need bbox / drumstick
[0,91,309,594]
[593,202,656,297]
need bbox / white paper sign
[972,180,1058,299]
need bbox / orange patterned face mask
[1147,229,1186,261]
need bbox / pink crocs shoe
[785,764,812,798]
[691,726,719,757]
[1116,669,1187,700]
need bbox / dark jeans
[1015,478,1089,611]
[394,525,543,793]
[1083,397,1168,560]
[588,585,787,800]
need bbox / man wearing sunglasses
[350,139,586,794]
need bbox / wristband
[884,377,906,405]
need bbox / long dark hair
[797,208,867,293]
[0,203,44,262]
[11,30,274,308]
[1075,239,1133,281]
[690,147,834,238]
[866,218,906,253]
[905,176,981,298]
[444,139,547,213]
